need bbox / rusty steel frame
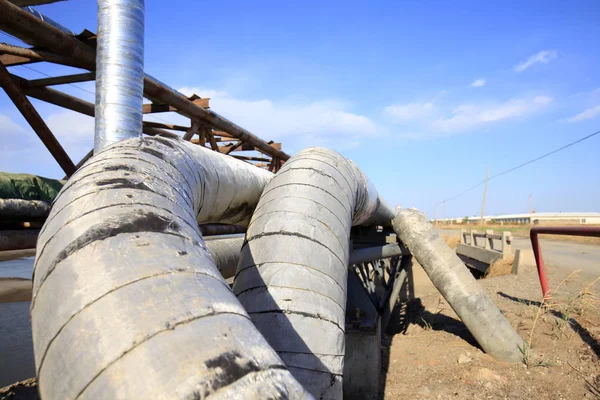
[0,0,286,173]
[0,60,76,175]
[530,225,600,299]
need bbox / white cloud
[431,96,552,132]
[567,104,600,122]
[0,114,24,137]
[178,87,379,149]
[384,94,553,139]
[383,102,434,122]
[470,78,486,88]
[44,111,94,162]
[514,50,557,73]
[0,114,28,151]
[46,111,95,144]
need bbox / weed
[421,317,433,331]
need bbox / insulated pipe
[233,147,394,399]
[0,199,50,219]
[205,236,406,281]
[94,0,145,153]
[31,137,310,399]
[392,209,523,362]
[206,237,247,281]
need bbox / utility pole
[529,193,533,225]
[435,202,438,227]
[480,167,490,228]
[529,193,533,213]
[443,200,446,225]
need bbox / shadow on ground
[497,291,600,360]
[379,296,480,399]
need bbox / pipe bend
[233,147,393,399]
[31,137,310,399]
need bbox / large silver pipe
[233,147,394,399]
[94,0,145,153]
[31,137,310,399]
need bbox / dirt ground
[382,262,600,399]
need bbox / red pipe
[530,226,600,299]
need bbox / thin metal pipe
[530,226,600,299]
[349,243,408,265]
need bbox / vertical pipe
[94,0,145,153]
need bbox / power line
[18,63,175,125]
[439,128,600,205]
[15,64,176,126]
[19,64,96,97]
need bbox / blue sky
[1,0,599,218]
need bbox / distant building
[438,212,600,225]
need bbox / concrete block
[456,243,502,265]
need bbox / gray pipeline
[232,147,394,399]
[30,137,310,399]
[392,209,523,362]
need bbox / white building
[440,212,600,225]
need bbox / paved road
[440,229,600,280]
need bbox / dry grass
[442,223,600,245]
[520,270,600,370]
[486,256,515,278]
[442,234,460,249]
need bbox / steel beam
[26,72,95,88]
[225,140,243,154]
[11,74,177,139]
[142,97,209,113]
[142,120,189,132]
[0,62,76,175]
[0,43,87,68]
[232,155,270,162]
[0,0,290,161]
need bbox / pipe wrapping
[233,147,394,399]
[205,236,406,281]
[0,199,50,219]
[94,0,145,153]
[31,137,310,399]
[392,209,523,362]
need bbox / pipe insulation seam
[31,137,311,399]
[233,147,394,399]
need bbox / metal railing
[530,226,600,299]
